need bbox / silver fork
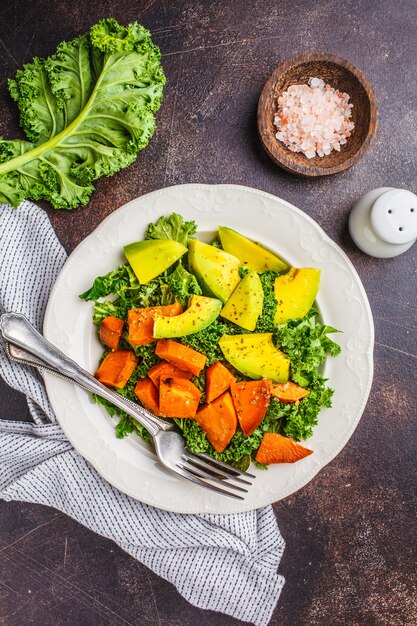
[0,313,254,500]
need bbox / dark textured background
[1,1,416,625]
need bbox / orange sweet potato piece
[205,361,237,404]
[95,350,137,389]
[128,303,182,346]
[155,339,206,376]
[230,379,271,437]
[255,432,313,464]
[159,376,202,418]
[134,378,160,415]
[195,391,237,453]
[99,316,124,351]
[271,381,310,404]
[148,360,193,388]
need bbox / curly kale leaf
[131,343,160,378]
[262,309,341,440]
[92,301,121,325]
[80,264,139,301]
[274,308,341,385]
[165,262,202,306]
[145,213,197,246]
[261,380,333,442]
[210,236,222,249]
[115,415,135,439]
[255,270,280,333]
[281,375,334,440]
[0,19,165,209]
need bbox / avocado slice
[218,226,288,273]
[153,295,222,338]
[274,268,321,325]
[188,239,241,303]
[219,333,290,382]
[124,239,187,284]
[220,271,264,331]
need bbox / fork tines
[176,449,255,500]
[192,451,256,479]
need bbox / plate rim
[44,183,374,513]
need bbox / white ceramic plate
[44,184,374,514]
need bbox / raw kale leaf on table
[0,18,165,209]
[81,213,341,468]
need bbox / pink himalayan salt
[274,77,354,159]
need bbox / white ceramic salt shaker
[349,187,417,258]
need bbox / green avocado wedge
[124,239,187,284]
[218,226,288,273]
[220,271,264,331]
[274,268,321,325]
[219,333,290,382]
[188,239,241,303]
[153,295,222,338]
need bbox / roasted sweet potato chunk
[195,391,237,453]
[230,379,271,437]
[155,339,206,376]
[134,378,160,415]
[255,432,313,464]
[99,316,124,351]
[271,381,309,404]
[95,350,137,389]
[205,361,236,404]
[159,376,202,418]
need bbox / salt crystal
[273,76,354,159]
[309,77,325,89]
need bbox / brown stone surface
[0,1,416,625]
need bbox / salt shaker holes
[348,187,417,258]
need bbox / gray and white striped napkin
[0,201,285,626]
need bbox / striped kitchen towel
[0,201,285,626]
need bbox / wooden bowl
[258,53,378,177]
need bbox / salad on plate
[80,213,341,471]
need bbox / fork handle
[0,312,171,437]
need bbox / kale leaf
[0,19,165,209]
[80,264,139,301]
[145,213,197,246]
[131,343,160,379]
[165,262,202,306]
[255,270,280,333]
[274,308,341,385]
